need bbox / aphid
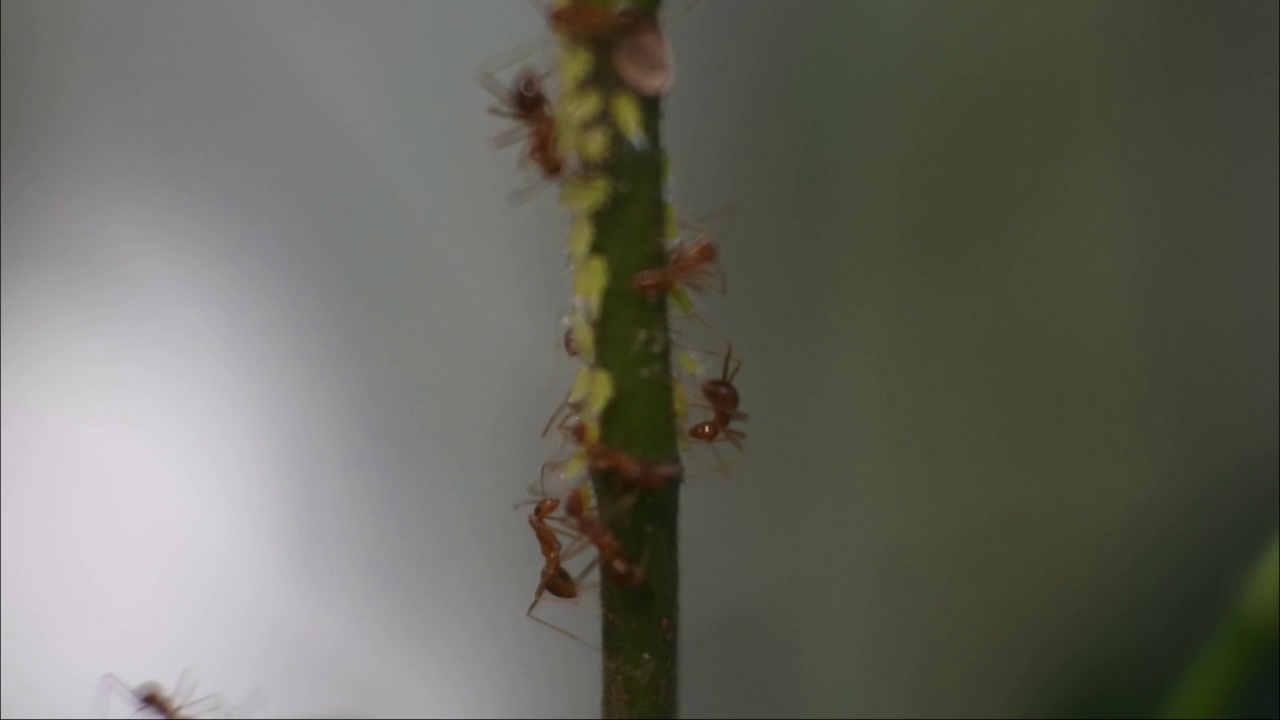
[96,670,221,719]
[478,60,564,203]
[521,495,600,649]
[611,19,676,98]
[633,206,736,301]
[541,307,591,394]
[541,365,612,446]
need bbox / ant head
[701,379,739,408]
[689,420,719,442]
[511,69,547,115]
[535,497,560,517]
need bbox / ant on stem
[634,205,736,301]
[478,46,563,203]
[550,484,645,589]
[675,319,749,481]
[519,494,601,650]
[542,413,683,493]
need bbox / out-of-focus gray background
[2,1,1276,718]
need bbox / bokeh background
[2,1,1277,718]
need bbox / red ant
[686,340,748,479]
[542,413,683,493]
[634,206,735,300]
[96,670,222,719]
[696,339,747,428]
[478,56,564,203]
[521,495,600,649]
[554,485,645,589]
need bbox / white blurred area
[2,1,602,717]
[1,197,425,718]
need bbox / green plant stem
[1160,531,1280,719]
[562,2,681,717]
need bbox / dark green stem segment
[577,2,679,717]
[1159,531,1280,719]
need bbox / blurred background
[2,1,1276,718]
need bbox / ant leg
[476,33,553,101]
[573,553,603,584]
[704,431,748,480]
[527,585,601,652]
[546,532,603,578]
[508,171,554,206]
[170,667,197,710]
[180,692,225,719]
[664,0,706,27]
[708,263,729,295]
[540,316,572,396]
[706,442,731,482]
[225,687,272,720]
[686,397,749,424]
[683,308,732,349]
[95,674,137,718]
[678,204,737,237]
[491,124,528,150]
[486,105,522,120]
[541,398,573,438]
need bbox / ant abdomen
[544,566,579,599]
[688,420,720,443]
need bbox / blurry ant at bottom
[95,669,376,720]
[96,669,271,720]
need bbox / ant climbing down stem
[519,495,602,651]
